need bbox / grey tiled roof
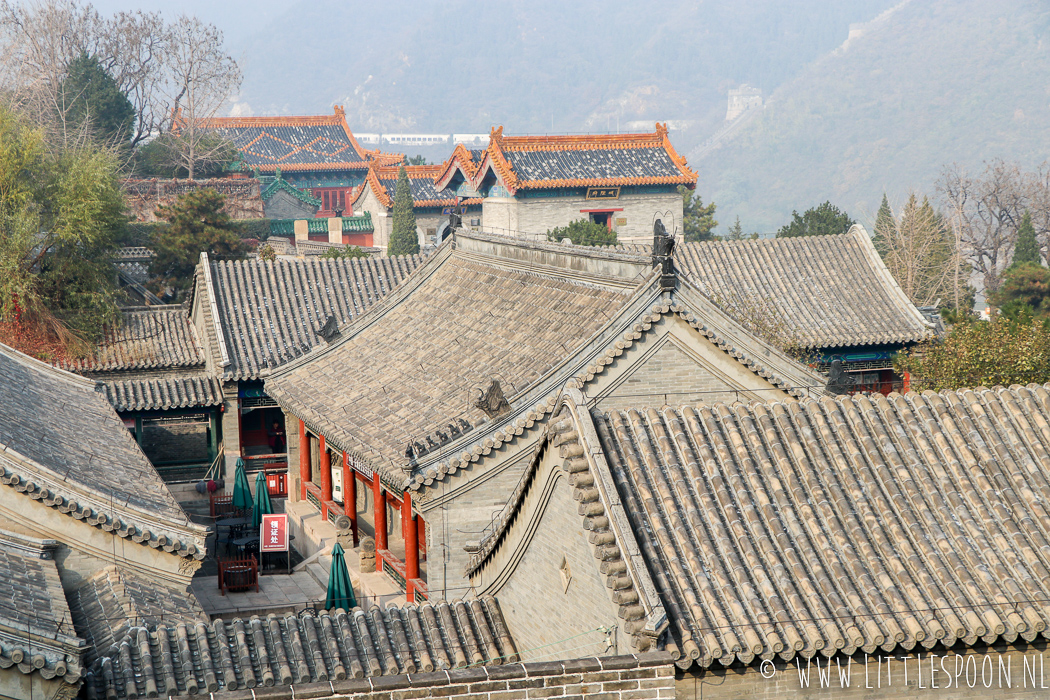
[377,176,458,207]
[68,566,204,665]
[60,308,204,373]
[589,384,1050,667]
[0,345,206,559]
[674,229,933,349]
[85,597,517,698]
[506,147,683,184]
[202,255,424,381]
[99,374,224,412]
[265,247,636,485]
[0,531,85,683]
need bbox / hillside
[232,0,893,153]
[696,0,1050,234]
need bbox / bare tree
[938,160,1031,293]
[0,1,239,157]
[875,193,958,307]
[160,15,240,180]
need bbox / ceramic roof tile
[590,383,1050,667]
[99,374,224,412]
[265,248,636,485]
[68,565,204,665]
[478,124,697,192]
[60,308,204,373]
[84,597,517,698]
[0,344,207,559]
[359,163,479,210]
[199,108,397,173]
[205,255,424,381]
[0,532,84,683]
[674,229,933,349]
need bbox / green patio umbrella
[325,542,357,611]
[251,470,273,530]
[231,459,253,511]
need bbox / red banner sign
[260,514,289,552]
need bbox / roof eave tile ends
[674,232,933,350]
[86,597,519,698]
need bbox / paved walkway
[192,569,324,619]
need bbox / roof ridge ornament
[652,219,676,291]
[473,379,510,418]
[316,314,339,344]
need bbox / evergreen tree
[388,166,419,256]
[725,216,745,240]
[546,219,618,246]
[776,201,855,238]
[679,185,718,242]
[872,193,894,257]
[57,53,135,145]
[150,189,246,294]
[1011,211,1041,269]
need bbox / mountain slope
[232,0,892,151]
[697,0,1050,234]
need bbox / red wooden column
[298,420,309,500]
[404,492,419,601]
[373,478,387,571]
[319,435,332,516]
[343,452,358,546]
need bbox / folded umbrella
[325,542,357,611]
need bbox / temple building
[188,253,425,482]
[200,106,402,217]
[675,226,935,393]
[352,163,482,251]
[58,306,224,479]
[466,382,1050,699]
[435,124,696,241]
[0,343,209,699]
[263,229,830,603]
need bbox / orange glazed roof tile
[473,123,697,193]
[434,143,486,190]
[356,163,481,209]
[199,106,400,173]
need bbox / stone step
[306,558,332,590]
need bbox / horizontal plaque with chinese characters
[261,514,289,552]
[585,187,620,200]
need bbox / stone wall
[168,653,676,700]
[482,192,683,242]
[471,445,626,662]
[678,645,1050,699]
[418,436,540,599]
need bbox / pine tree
[872,193,894,257]
[1011,211,1041,269]
[57,53,135,145]
[725,216,745,240]
[388,166,419,256]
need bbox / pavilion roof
[193,254,425,381]
[68,565,204,665]
[674,228,934,350]
[0,530,85,685]
[467,124,697,194]
[199,106,399,174]
[264,232,826,490]
[355,163,481,210]
[85,597,518,698]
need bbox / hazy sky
[86,0,271,48]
